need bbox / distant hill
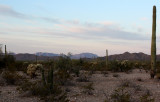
[99,52,160,61]
[71,53,98,59]
[14,52,98,61]
[14,53,58,61]
[13,52,160,61]
[35,52,59,57]
[107,52,150,61]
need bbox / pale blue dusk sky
[0,0,159,56]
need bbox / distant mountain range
[100,52,150,61]
[13,52,98,61]
[12,51,160,61]
[35,52,59,57]
[70,53,98,59]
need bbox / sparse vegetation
[113,73,120,77]
[111,87,131,102]
[82,82,94,95]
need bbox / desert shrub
[76,71,90,82]
[119,80,132,87]
[31,82,50,97]
[82,82,94,95]
[17,80,33,92]
[111,87,131,102]
[113,73,119,78]
[137,78,143,82]
[54,69,72,86]
[3,55,16,71]
[47,92,68,102]
[119,79,142,92]
[54,56,72,71]
[109,60,133,72]
[102,71,109,77]
[71,66,80,77]
[119,60,133,72]
[18,80,68,102]
[108,60,120,72]
[134,61,150,70]
[1,70,23,85]
[140,94,154,102]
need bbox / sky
[0,0,160,56]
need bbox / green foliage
[55,56,72,71]
[108,60,120,72]
[119,60,133,72]
[41,66,54,90]
[151,6,156,75]
[54,69,71,85]
[18,80,68,102]
[108,60,133,72]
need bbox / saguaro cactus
[151,5,156,78]
[106,49,108,69]
[35,55,38,64]
[5,45,7,56]
[41,66,53,90]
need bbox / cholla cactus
[120,60,131,72]
[27,64,43,78]
[41,67,53,90]
[121,60,129,67]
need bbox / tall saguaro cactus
[106,49,108,69]
[5,45,7,56]
[151,5,156,78]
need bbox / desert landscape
[0,1,160,102]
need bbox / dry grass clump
[82,82,94,95]
[76,71,90,82]
[137,78,143,82]
[113,73,120,78]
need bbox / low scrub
[1,70,24,85]
[82,82,94,95]
[111,87,131,102]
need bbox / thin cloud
[0,5,149,41]
[0,5,28,19]
[141,17,148,21]
[40,17,61,24]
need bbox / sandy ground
[67,69,160,102]
[1,69,160,102]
